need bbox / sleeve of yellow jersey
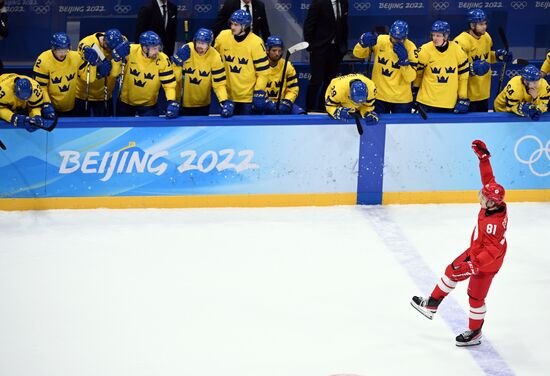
[0,106,15,124]
[500,78,526,115]
[173,65,183,102]
[32,53,52,103]
[487,35,497,64]
[77,40,99,84]
[352,43,372,60]
[535,80,550,113]
[400,42,418,84]
[284,63,299,103]
[158,56,177,101]
[251,42,270,91]
[27,80,45,117]
[456,47,469,99]
[542,52,550,76]
[324,80,347,118]
[413,46,427,88]
[211,54,228,103]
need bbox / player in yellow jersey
[75,28,130,117]
[541,51,550,78]
[454,9,513,112]
[325,73,378,125]
[494,65,549,120]
[214,10,270,115]
[262,36,305,115]
[171,28,233,117]
[118,31,178,118]
[0,74,50,132]
[33,33,81,117]
[415,21,470,113]
[353,20,417,113]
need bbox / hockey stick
[412,102,428,120]
[0,138,6,151]
[276,41,309,112]
[85,64,91,111]
[351,111,364,135]
[513,58,529,66]
[497,26,510,94]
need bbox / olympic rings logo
[31,5,50,14]
[275,3,292,11]
[114,1,132,14]
[353,2,371,11]
[510,1,528,10]
[514,135,550,177]
[194,4,212,13]
[432,1,449,10]
[506,69,520,78]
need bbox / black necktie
[244,4,250,14]
[162,4,167,29]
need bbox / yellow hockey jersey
[213,30,269,102]
[265,58,299,103]
[75,32,123,101]
[493,76,550,115]
[0,74,44,124]
[454,32,497,101]
[415,41,469,109]
[33,50,82,112]
[542,51,550,75]
[120,44,176,107]
[173,42,228,107]
[353,35,417,103]
[325,73,376,118]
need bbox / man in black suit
[212,0,270,40]
[136,0,177,56]
[304,0,348,112]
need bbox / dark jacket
[136,0,177,56]
[212,0,270,40]
[303,0,348,56]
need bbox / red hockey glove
[451,261,479,281]
[471,140,491,160]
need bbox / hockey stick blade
[0,139,6,151]
[288,42,309,55]
[513,58,529,66]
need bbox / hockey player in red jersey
[411,140,508,347]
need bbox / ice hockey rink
[1,203,549,376]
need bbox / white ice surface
[1,203,549,376]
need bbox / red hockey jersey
[468,159,508,274]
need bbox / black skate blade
[410,299,434,320]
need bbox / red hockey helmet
[481,182,505,205]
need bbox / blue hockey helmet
[265,36,284,50]
[431,20,450,35]
[229,9,252,28]
[350,80,368,104]
[139,31,161,47]
[467,9,487,24]
[193,28,214,44]
[51,32,71,50]
[389,20,409,40]
[520,65,541,82]
[14,77,32,101]
[104,29,123,50]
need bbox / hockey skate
[456,329,482,347]
[410,296,441,320]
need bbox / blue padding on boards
[357,123,386,205]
